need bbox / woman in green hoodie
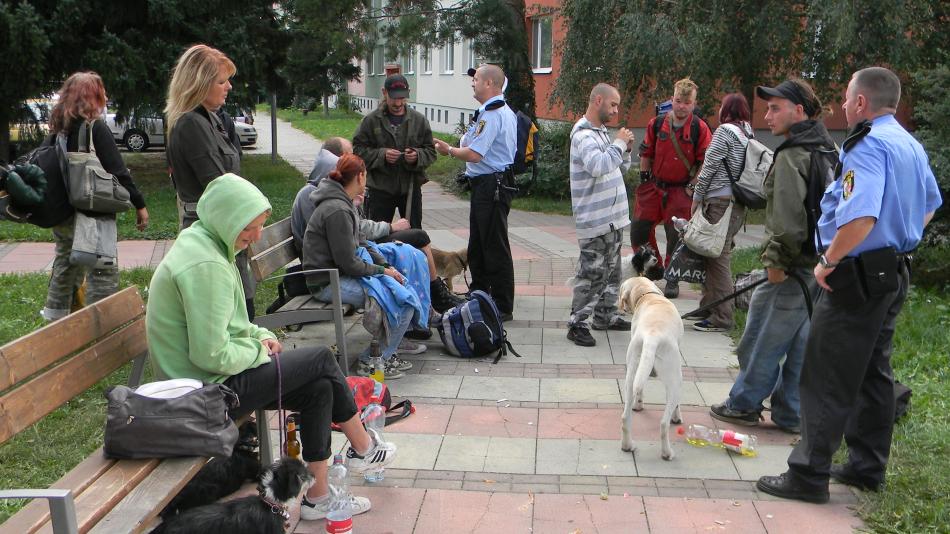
[145,173,395,521]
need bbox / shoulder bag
[59,121,134,213]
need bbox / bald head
[589,83,619,104]
[478,64,506,89]
[852,67,901,112]
[322,137,352,157]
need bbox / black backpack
[651,112,703,148]
[803,146,840,255]
[16,135,73,228]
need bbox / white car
[104,113,256,151]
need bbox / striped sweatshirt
[693,121,754,200]
[569,117,632,239]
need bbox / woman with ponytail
[301,154,426,378]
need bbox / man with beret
[710,78,835,435]
[354,74,436,229]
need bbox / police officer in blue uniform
[434,64,517,320]
[757,67,943,503]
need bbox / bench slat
[2,450,117,534]
[252,217,292,253]
[87,457,206,534]
[250,240,298,282]
[0,319,147,443]
[0,287,144,392]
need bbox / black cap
[756,80,817,117]
[466,67,477,77]
[384,74,410,98]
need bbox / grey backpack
[721,124,772,209]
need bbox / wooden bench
[0,288,207,534]
[248,216,356,374]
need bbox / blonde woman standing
[165,44,258,316]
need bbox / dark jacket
[167,107,240,209]
[301,178,387,290]
[352,104,436,195]
[761,119,837,270]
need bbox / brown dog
[431,247,467,291]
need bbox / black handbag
[103,379,240,459]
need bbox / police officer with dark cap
[757,67,942,503]
[434,64,517,321]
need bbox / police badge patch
[475,120,486,136]
[843,170,855,200]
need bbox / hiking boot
[387,355,414,371]
[567,325,596,347]
[710,402,761,426]
[300,494,372,521]
[756,472,829,504]
[693,320,727,332]
[663,280,680,299]
[592,318,632,331]
[346,428,397,474]
[430,277,466,313]
[830,463,881,492]
[397,339,427,355]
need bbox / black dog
[160,420,262,519]
[152,457,314,534]
[632,245,665,281]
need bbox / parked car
[105,113,164,152]
[104,113,256,151]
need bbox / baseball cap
[756,80,817,117]
[384,74,410,98]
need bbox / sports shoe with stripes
[345,428,397,474]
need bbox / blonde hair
[50,72,107,134]
[165,44,236,134]
[673,77,698,100]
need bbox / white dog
[618,277,684,460]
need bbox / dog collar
[258,489,291,529]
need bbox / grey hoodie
[301,178,387,290]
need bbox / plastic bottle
[677,424,758,457]
[368,339,385,383]
[285,413,301,460]
[326,454,353,534]
[361,395,387,483]
[671,216,689,233]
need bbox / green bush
[524,120,572,199]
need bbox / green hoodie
[146,173,274,383]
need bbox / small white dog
[618,276,684,460]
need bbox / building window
[405,47,415,74]
[467,39,476,69]
[531,17,553,72]
[366,52,375,77]
[422,49,432,74]
[441,40,455,74]
[374,46,385,75]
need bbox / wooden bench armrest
[0,489,78,534]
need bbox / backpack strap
[77,121,96,155]
[384,399,414,426]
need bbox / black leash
[679,271,814,320]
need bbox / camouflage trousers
[41,215,118,321]
[569,227,624,328]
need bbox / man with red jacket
[633,77,712,297]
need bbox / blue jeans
[313,276,413,363]
[726,268,816,428]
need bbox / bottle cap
[676,426,685,435]
[333,454,344,464]
[370,395,380,403]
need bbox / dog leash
[679,271,813,320]
[274,351,286,457]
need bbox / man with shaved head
[758,67,942,504]
[565,83,635,346]
[434,64,518,321]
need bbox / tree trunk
[501,0,536,118]
[324,95,330,117]
[0,113,11,164]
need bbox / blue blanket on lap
[356,242,429,331]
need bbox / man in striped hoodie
[567,84,636,347]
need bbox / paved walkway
[0,113,865,533]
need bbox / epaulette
[842,120,872,153]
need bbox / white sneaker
[346,428,397,474]
[299,494,372,521]
[387,355,414,371]
[397,339,427,355]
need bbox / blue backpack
[436,290,521,363]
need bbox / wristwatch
[819,254,838,268]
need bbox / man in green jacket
[353,74,437,229]
[709,78,836,434]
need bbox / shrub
[520,120,572,199]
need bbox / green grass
[725,246,950,531]
[1,154,306,242]
[0,265,280,523]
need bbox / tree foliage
[554,0,948,115]
[0,2,50,160]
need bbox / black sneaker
[710,402,761,426]
[591,318,632,331]
[567,325,596,347]
[663,280,680,299]
[756,472,829,504]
